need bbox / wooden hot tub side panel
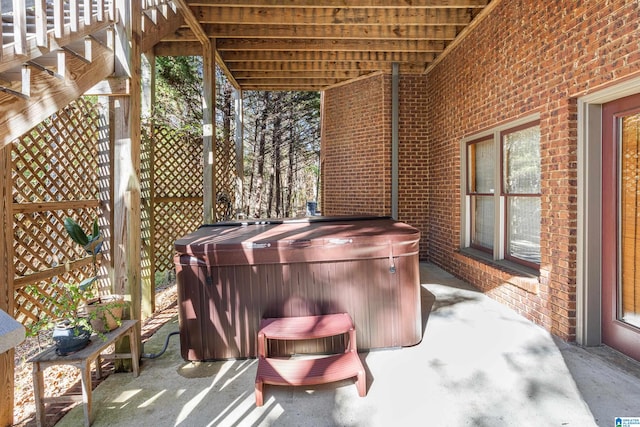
[175,218,422,361]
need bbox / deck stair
[255,313,367,406]
[0,0,182,147]
[0,0,179,92]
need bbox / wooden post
[112,0,142,364]
[202,40,216,223]
[0,142,15,426]
[141,52,155,318]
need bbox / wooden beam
[35,0,48,47]
[200,23,461,40]
[425,0,502,74]
[171,0,239,89]
[154,41,202,56]
[11,199,100,214]
[240,84,323,91]
[214,38,447,53]
[221,50,436,63]
[233,89,243,216]
[187,0,489,7]
[84,76,130,96]
[227,60,429,73]
[193,6,474,26]
[0,40,115,150]
[235,77,345,86]
[171,0,216,221]
[140,6,184,53]
[13,257,96,289]
[173,0,210,45]
[233,69,377,79]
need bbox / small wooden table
[29,319,140,427]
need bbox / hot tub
[174,216,421,361]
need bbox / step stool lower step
[255,352,366,406]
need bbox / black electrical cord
[141,331,180,359]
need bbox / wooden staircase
[255,313,367,406]
[0,0,183,148]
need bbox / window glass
[472,195,494,249]
[463,119,541,269]
[507,196,541,264]
[468,139,494,194]
[504,126,541,194]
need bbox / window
[467,137,495,252]
[463,119,541,268]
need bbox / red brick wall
[397,75,430,256]
[322,73,430,253]
[322,74,391,216]
[426,0,640,340]
[321,0,640,340]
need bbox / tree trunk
[254,92,269,218]
[273,110,282,217]
[286,115,296,216]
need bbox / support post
[202,40,216,223]
[0,143,15,427]
[391,62,399,220]
[141,52,155,319]
[112,0,142,364]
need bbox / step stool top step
[259,313,354,340]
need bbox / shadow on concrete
[53,263,635,427]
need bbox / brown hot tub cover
[174,216,422,361]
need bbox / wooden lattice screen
[11,104,240,327]
[11,98,106,327]
[150,125,239,273]
[215,131,238,222]
[151,126,203,274]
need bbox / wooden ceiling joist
[158,0,493,90]
[215,39,447,53]
[192,6,475,25]
[187,0,489,8]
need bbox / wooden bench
[29,319,140,427]
[255,313,366,406]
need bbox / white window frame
[460,113,541,266]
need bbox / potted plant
[49,283,93,355]
[27,217,125,355]
[63,217,125,335]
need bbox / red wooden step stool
[255,313,367,406]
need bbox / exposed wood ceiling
[156,0,493,91]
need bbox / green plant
[28,217,125,343]
[63,217,103,290]
[25,283,92,338]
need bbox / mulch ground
[12,285,178,427]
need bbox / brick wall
[322,74,391,216]
[321,0,640,341]
[397,74,430,256]
[322,73,430,254]
[426,0,640,340]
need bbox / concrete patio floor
[56,263,640,426]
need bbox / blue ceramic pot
[52,320,91,355]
